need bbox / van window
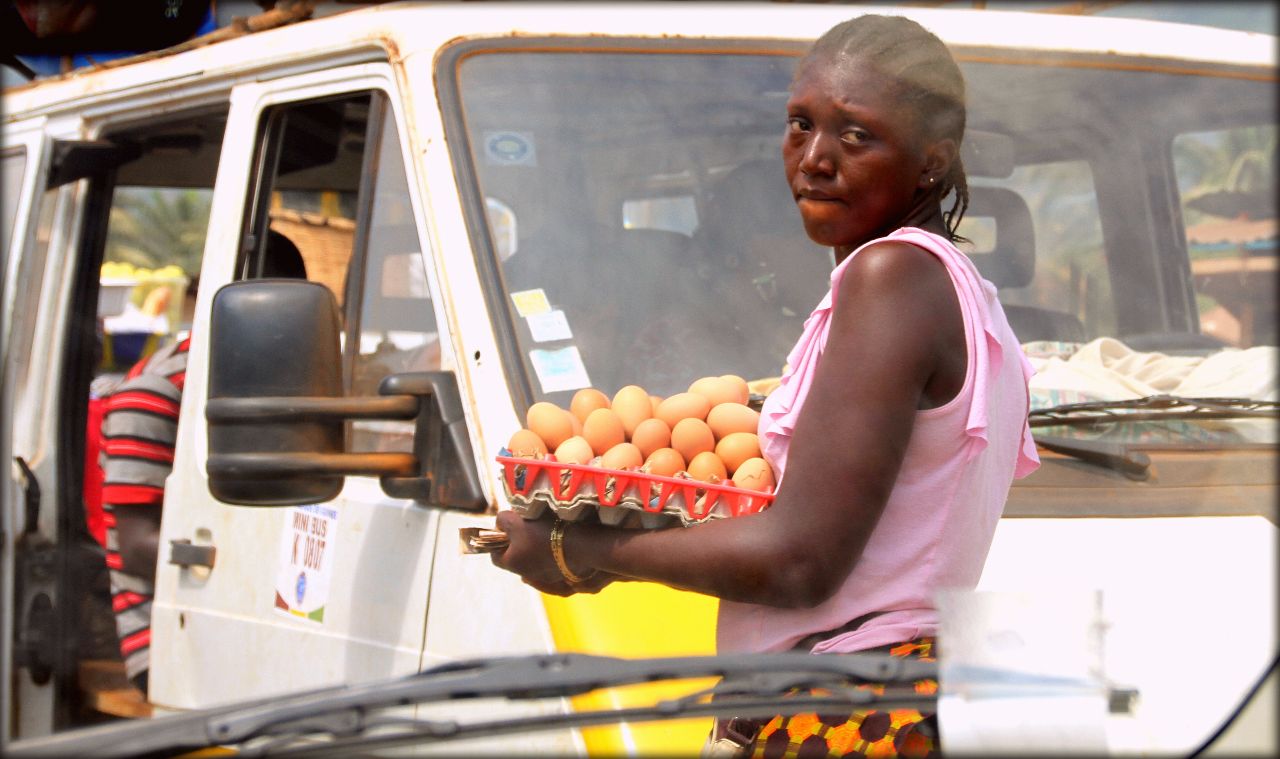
[447,42,1275,451]
[455,50,829,401]
[350,107,438,452]
[1175,125,1277,347]
[239,95,367,304]
[976,160,1112,339]
[242,92,437,453]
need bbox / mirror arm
[379,372,488,511]
[207,396,419,422]
[207,452,417,480]
[207,372,488,511]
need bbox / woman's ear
[920,137,959,187]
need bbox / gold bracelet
[550,519,594,585]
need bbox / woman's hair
[799,14,970,240]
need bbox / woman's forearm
[563,511,827,608]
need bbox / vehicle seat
[966,186,1087,344]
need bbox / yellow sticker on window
[510,288,551,317]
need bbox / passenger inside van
[90,230,306,698]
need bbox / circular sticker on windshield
[484,130,537,166]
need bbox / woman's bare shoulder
[836,238,953,304]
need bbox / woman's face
[783,56,935,254]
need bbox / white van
[3,3,1275,756]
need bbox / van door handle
[169,539,216,569]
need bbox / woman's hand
[490,510,616,596]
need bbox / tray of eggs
[497,374,776,528]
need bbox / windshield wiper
[14,651,1116,759]
[1032,434,1152,479]
[1027,394,1280,478]
[7,652,934,757]
[1029,394,1278,428]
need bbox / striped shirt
[100,336,189,691]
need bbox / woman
[492,14,1040,757]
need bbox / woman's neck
[834,203,949,263]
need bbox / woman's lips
[796,187,841,203]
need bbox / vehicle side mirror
[205,280,487,511]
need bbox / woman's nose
[797,132,836,176]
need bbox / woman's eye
[786,117,808,133]
[841,129,870,144]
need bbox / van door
[6,99,242,739]
[150,67,453,709]
[3,118,160,739]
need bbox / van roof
[4,1,1275,121]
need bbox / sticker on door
[273,505,338,623]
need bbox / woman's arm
[493,241,963,608]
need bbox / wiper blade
[236,656,1109,758]
[1033,433,1151,480]
[1029,394,1278,428]
[247,680,938,758]
[218,652,937,747]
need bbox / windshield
[453,43,1276,447]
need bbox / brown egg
[570,388,611,423]
[611,385,653,438]
[582,407,626,456]
[554,435,595,465]
[601,441,644,470]
[670,417,715,463]
[706,402,760,440]
[644,447,685,478]
[688,376,739,408]
[686,450,727,483]
[716,431,762,475]
[630,417,672,459]
[720,374,751,405]
[527,401,574,449]
[655,392,712,429]
[732,457,776,492]
[649,395,664,411]
[569,411,583,436]
[506,428,548,458]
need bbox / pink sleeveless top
[716,228,1041,654]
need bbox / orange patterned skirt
[709,638,939,759]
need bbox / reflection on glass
[1175,125,1277,348]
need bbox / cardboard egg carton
[496,451,773,528]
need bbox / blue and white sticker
[484,131,537,166]
[529,346,591,393]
